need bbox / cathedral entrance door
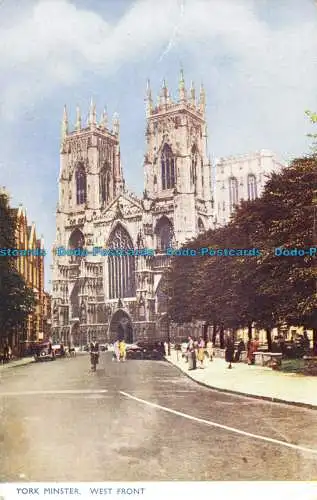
[109,310,133,344]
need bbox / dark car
[34,342,56,362]
[126,342,164,360]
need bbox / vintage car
[52,344,66,357]
[126,342,165,360]
[33,342,56,362]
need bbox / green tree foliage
[305,110,317,153]
[0,193,36,344]
[163,155,317,342]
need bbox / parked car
[33,342,56,362]
[126,342,164,360]
[52,344,66,357]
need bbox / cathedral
[51,71,214,345]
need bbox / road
[0,352,317,481]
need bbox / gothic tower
[144,70,213,245]
[52,100,124,343]
[58,100,124,219]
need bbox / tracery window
[191,145,198,188]
[76,165,87,205]
[247,174,257,201]
[100,168,111,204]
[161,144,176,190]
[108,224,136,299]
[229,177,238,212]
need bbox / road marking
[120,391,317,456]
[0,389,108,397]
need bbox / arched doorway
[109,309,134,344]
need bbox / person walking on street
[113,339,120,362]
[197,337,205,368]
[234,338,245,362]
[187,336,197,370]
[225,335,235,369]
[206,338,213,361]
[119,339,126,362]
[248,337,259,365]
[3,343,9,363]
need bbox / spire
[88,97,97,128]
[145,79,153,116]
[61,105,68,141]
[178,68,186,103]
[113,112,120,135]
[160,78,169,105]
[75,105,81,131]
[100,107,107,129]
[190,81,196,106]
[199,83,206,114]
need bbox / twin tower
[58,70,213,238]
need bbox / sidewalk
[166,351,317,409]
[0,357,35,370]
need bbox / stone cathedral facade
[51,71,214,345]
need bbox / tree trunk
[247,322,252,341]
[219,326,225,349]
[313,329,317,355]
[212,323,217,346]
[266,328,272,351]
[203,322,209,343]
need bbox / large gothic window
[108,224,136,299]
[161,144,176,190]
[155,216,173,252]
[76,165,87,205]
[229,177,239,212]
[247,174,257,201]
[100,168,111,204]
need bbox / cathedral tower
[58,99,124,220]
[144,70,213,245]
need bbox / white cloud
[0,0,316,122]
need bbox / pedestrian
[3,343,9,363]
[248,337,259,365]
[197,337,205,368]
[119,339,126,362]
[113,339,120,362]
[187,336,197,370]
[225,335,234,369]
[206,338,213,361]
[234,338,245,362]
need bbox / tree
[305,110,317,154]
[164,153,317,347]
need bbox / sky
[0,0,317,290]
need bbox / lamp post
[167,314,171,356]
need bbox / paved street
[1,353,317,482]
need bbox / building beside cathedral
[51,71,214,345]
[214,150,285,226]
[3,199,46,350]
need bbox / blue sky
[0,0,316,290]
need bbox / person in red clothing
[247,337,259,365]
